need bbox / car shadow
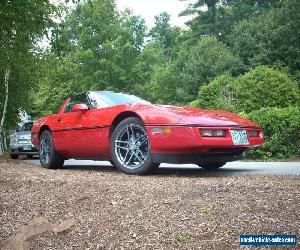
[155,167,255,177]
[62,164,255,177]
[63,164,117,173]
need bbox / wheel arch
[38,125,51,138]
[110,111,143,136]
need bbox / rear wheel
[39,130,64,169]
[10,154,18,159]
[198,162,226,170]
[110,117,155,175]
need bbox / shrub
[244,106,300,159]
[190,75,237,112]
[235,66,300,113]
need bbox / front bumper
[147,125,264,154]
[10,144,38,155]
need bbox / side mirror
[72,103,88,112]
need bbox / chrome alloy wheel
[40,134,51,165]
[114,123,150,169]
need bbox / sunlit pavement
[24,159,300,176]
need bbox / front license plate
[230,130,249,145]
[23,145,32,151]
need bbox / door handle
[57,117,62,122]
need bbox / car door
[52,93,104,158]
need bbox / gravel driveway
[0,157,299,249]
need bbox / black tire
[198,162,226,170]
[109,160,117,169]
[110,117,156,175]
[27,155,33,159]
[10,154,18,159]
[151,163,160,169]
[39,130,64,169]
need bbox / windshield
[88,91,150,108]
[21,122,33,131]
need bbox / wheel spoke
[133,151,143,163]
[129,124,135,139]
[125,152,134,166]
[115,144,128,151]
[122,150,130,163]
[126,125,131,139]
[115,140,129,144]
[136,149,146,161]
[139,137,148,146]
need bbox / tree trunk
[0,68,10,155]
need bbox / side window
[64,93,88,113]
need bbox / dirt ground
[0,157,299,249]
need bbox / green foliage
[235,66,300,113]
[176,233,190,244]
[190,75,236,112]
[149,12,181,58]
[244,107,300,159]
[228,0,300,71]
[198,206,213,214]
[34,0,147,116]
[0,0,57,129]
[191,66,300,113]
[147,36,243,104]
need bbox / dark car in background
[9,121,38,159]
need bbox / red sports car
[31,91,264,174]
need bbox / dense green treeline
[1,0,299,158]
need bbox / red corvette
[32,91,264,174]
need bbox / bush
[244,106,300,159]
[235,66,300,113]
[190,75,237,112]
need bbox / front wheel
[110,117,155,175]
[198,162,226,170]
[39,130,64,169]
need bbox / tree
[34,0,147,115]
[149,12,181,58]
[0,1,57,153]
[180,0,282,40]
[180,0,224,37]
[228,0,300,71]
[172,36,243,103]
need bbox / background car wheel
[27,155,33,159]
[10,154,18,159]
[198,162,226,170]
[39,130,64,169]
[110,117,156,175]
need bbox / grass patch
[176,233,190,243]
[199,206,213,214]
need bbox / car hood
[156,105,259,127]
